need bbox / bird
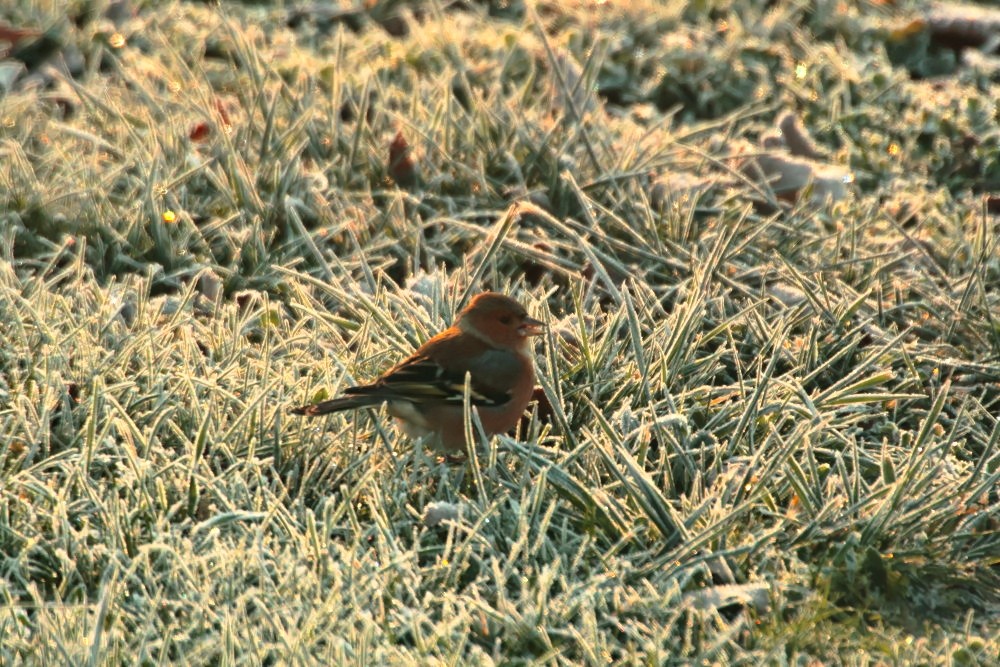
[291,292,545,452]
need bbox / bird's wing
[345,351,512,406]
[346,328,525,407]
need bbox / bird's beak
[519,316,546,337]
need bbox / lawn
[1,0,999,664]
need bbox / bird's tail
[289,395,380,416]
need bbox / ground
[1,0,999,664]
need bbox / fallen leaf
[189,121,211,142]
[388,130,419,188]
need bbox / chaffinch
[291,292,545,452]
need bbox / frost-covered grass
[1,0,998,663]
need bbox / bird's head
[458,292,545,348]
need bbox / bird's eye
[499,315,513,325]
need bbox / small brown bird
[291,292,545,452]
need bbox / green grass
[2,0,999,663]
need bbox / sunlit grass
[1,0,999,663]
